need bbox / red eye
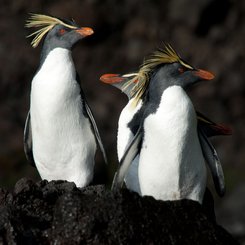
[59,29,66,35]
[178,67,186,73]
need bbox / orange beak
[100,74,124,84]
[193,69,215,81]
[76,27,94,37]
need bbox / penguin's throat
[31,47,81,117]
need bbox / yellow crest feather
[123,44,193,106]
[25,13,77,48]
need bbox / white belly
[30,48,96,187]
[139,86,206,203]
[117,99,142,194]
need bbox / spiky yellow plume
[25,13,77,48]
[122,44,194,106]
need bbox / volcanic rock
[0,178,239,244]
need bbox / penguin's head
[152,61,214,89]
[100,45,214,104]
[44,23,93,50]
[26,14,94,49]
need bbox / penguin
[24,14,107,188]
[100,73,143,193]
[100,72,231,197]
[108,44,231,203]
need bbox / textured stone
[0,178,239,244]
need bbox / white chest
[139,86,206,203]
[117,99,142,160]
[30,48,96,187]
[117,99,143,194]
[31,48,78,114]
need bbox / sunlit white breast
[139,85,206,203]
[30,48,96,187]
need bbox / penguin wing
[23,111,36,167]
[198,126,225,197]
[76,73,108,165]
[84,101,108,165]
[197,111,232,137]
[112,126,143,191]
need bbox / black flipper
[84,101,108,165]
[198,126,225,197]
[23,111,35,167]
[76,73,108,165]
[112,126,143,191]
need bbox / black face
[150,62,214,91]
[152,63,194,88]
[39,22,93,64]
[44,24,88,50]
[145,62,214,105]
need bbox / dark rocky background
[0,0,244,243]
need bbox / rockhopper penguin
[24,14,107,187]
[100,73,143,194]
[100,72,231,197]
[106,45,231,203]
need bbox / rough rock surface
[0,178,239,245]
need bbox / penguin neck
[39,42,72,67]
[38,47,75,77]
[146,72,170,113]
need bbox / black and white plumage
[24,14,107,187]
[100,73,143,193]
[101,45,231,203]
[100,72,231,197]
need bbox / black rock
[0,178,239,244]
